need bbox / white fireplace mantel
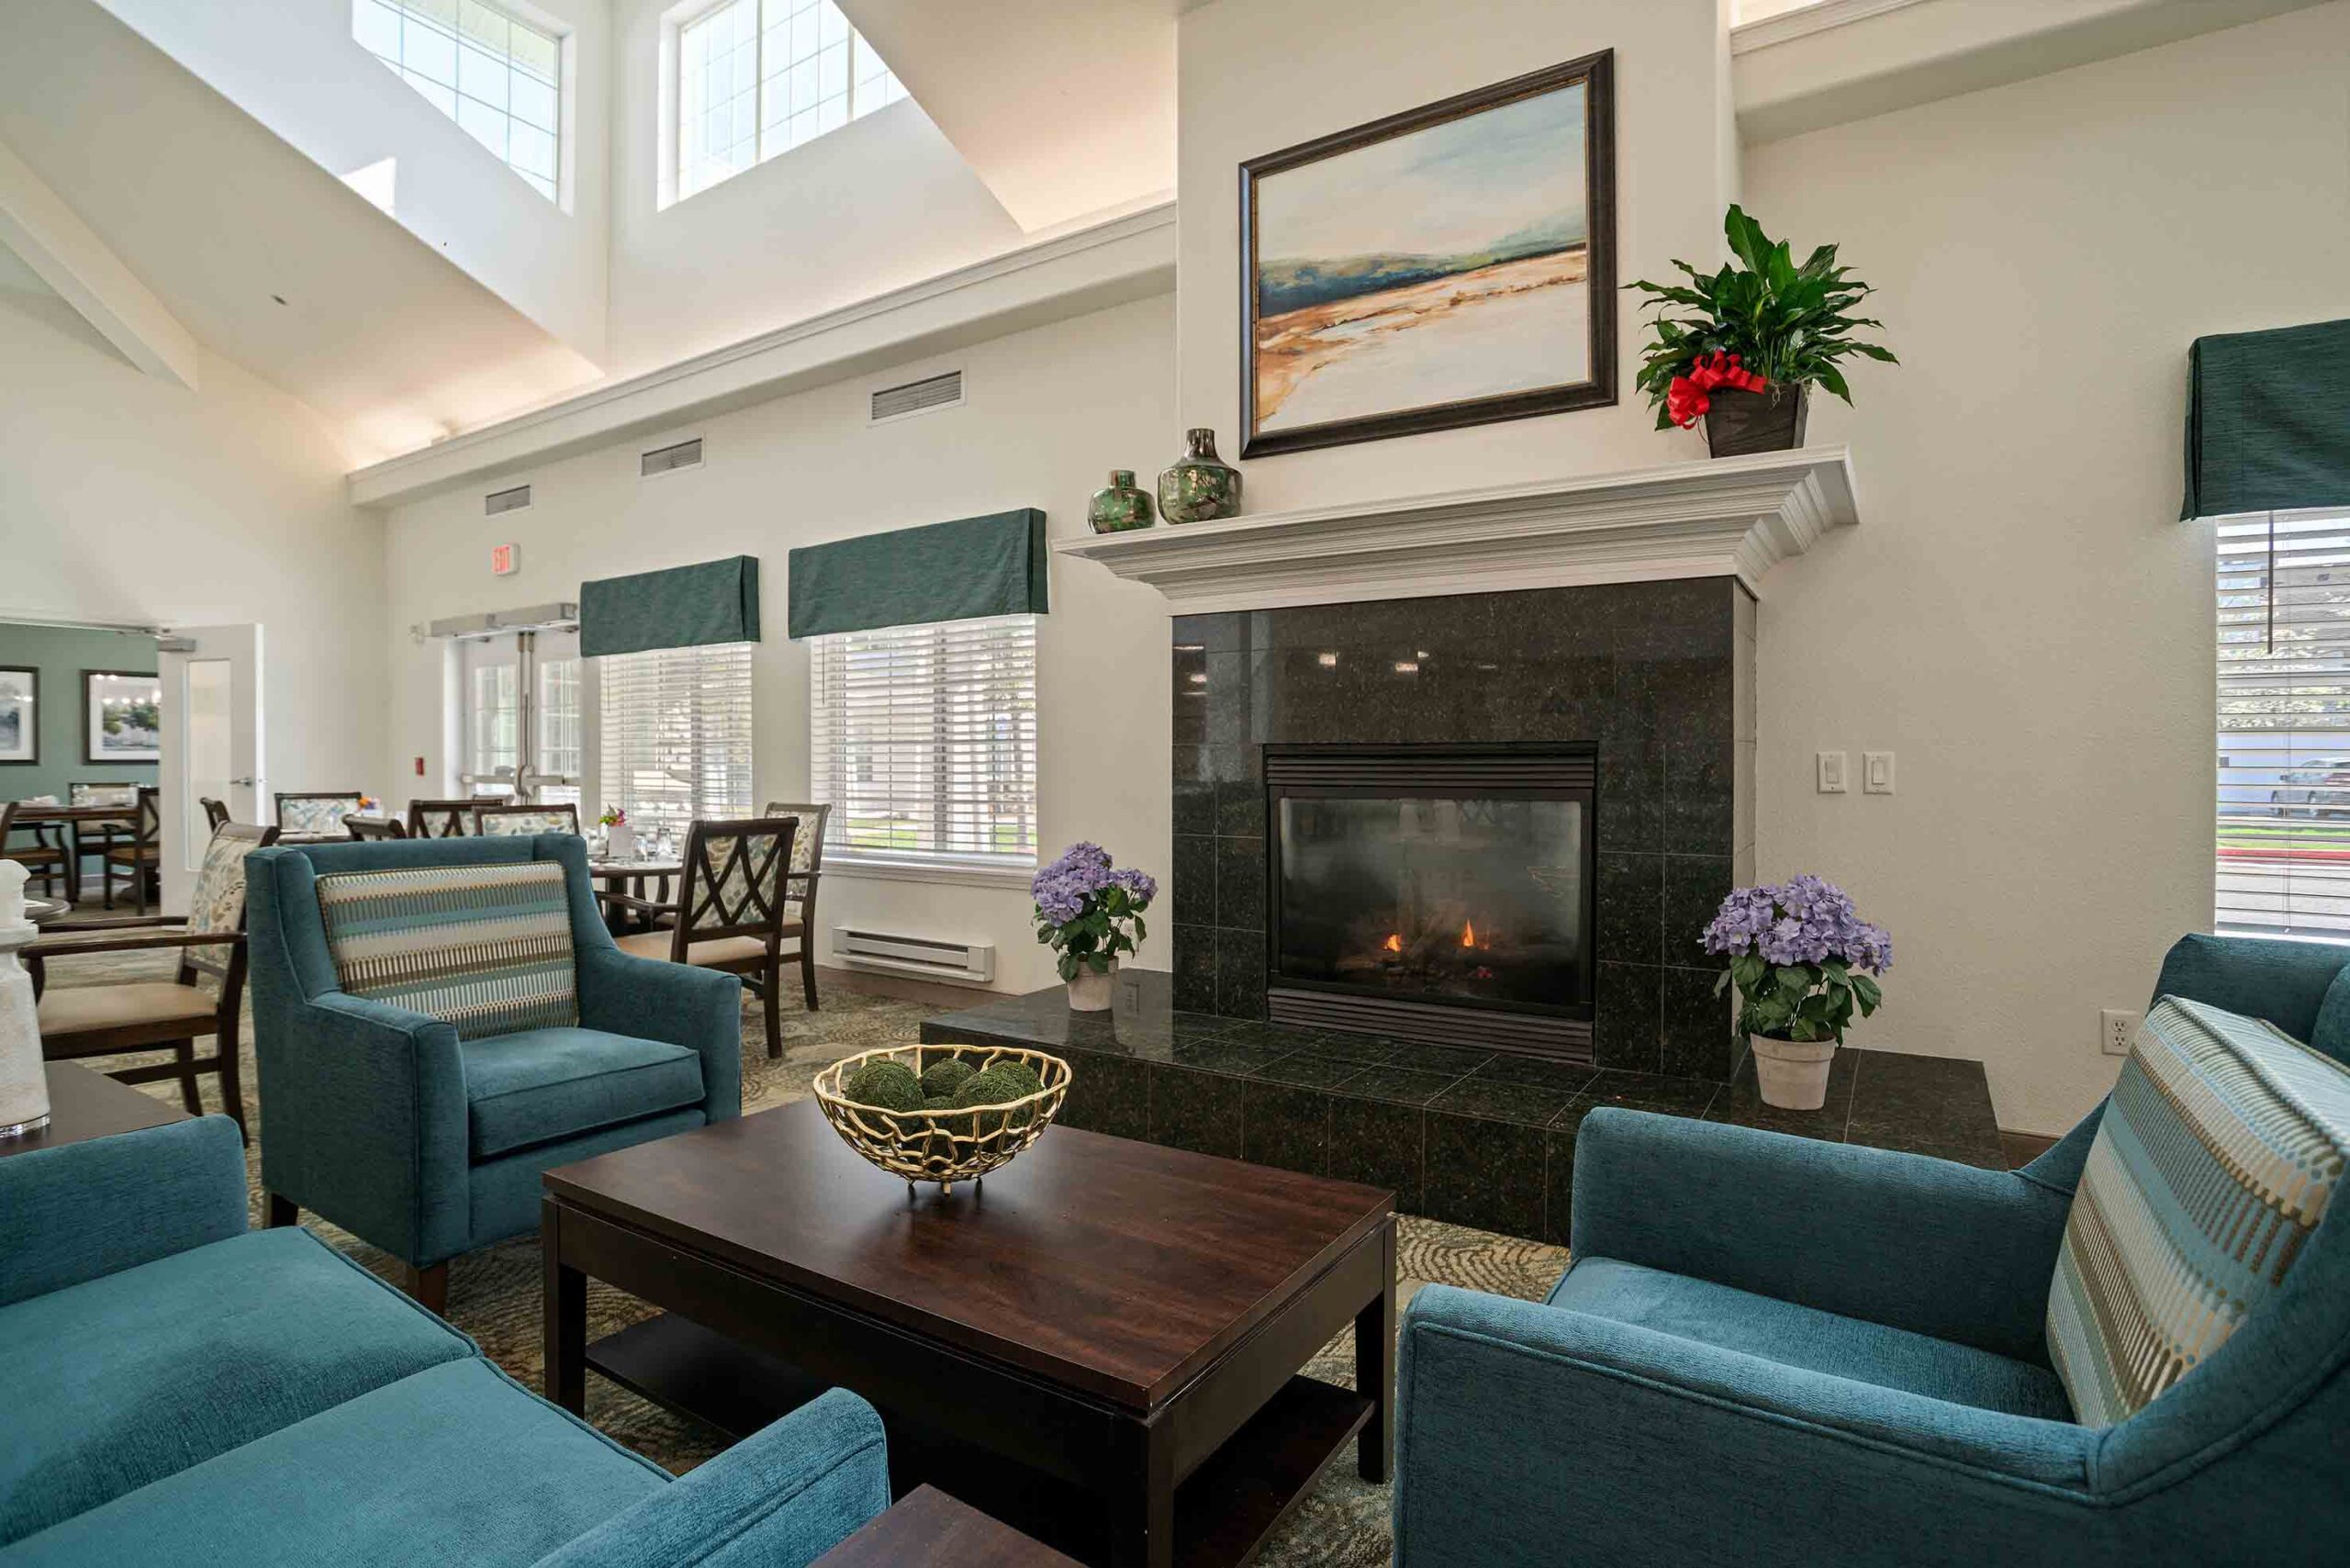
[1053,446,1860,612]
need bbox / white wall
[379,293,1178,991]
[600,0,1031,379]
[1746,0,2350,1132]
[1174,0,1738,513]
[0,274,387,859]
[96,0,612,361]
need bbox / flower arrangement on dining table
[1030,842,1156,1010]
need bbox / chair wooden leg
[800,944,820,1013]
[764,958,781,1058]
[136,862,151,916]
[171,1039,201,1114]
[102,859,115,909]
[264,1193,298,1227]
[400,1261,450,1316]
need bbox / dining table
[588,858,684,936]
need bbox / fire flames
[1461,920,1477,948]
[1382,933,1403,953]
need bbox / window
[810,615,1036,870]
[676,0,908,201]
[469,663,520,784]
[538,655,582,807]
[598,643,755,841]
[355,0,563,203]
[2217,510,2350,940]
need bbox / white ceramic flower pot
[1066,958,1118,1013]
[1751,1034,1837,1110]
[605,822,636,860]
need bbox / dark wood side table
[0,1062,187,1156]
[816,1484,1082,1568]
[543,1100,1395,1568]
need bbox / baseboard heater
[831,927,995,987]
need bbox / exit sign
[490,543,520,576]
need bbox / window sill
[825,854,1037,891]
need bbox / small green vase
[1157,428,1242,524]
[1088,469,1155,533]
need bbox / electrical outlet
[2100,1008,2140,1057]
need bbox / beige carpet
[44,944,1569,1566]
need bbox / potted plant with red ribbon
[1629,206,1895,456]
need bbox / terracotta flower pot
[1704,384,1808,457]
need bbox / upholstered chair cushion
[478,811,579,837]
[35,983,216,1037]
[279,797,358,836]
[316,862,578,1040]
[182,827,257,980]
[613,930,787,967]
[2048,996,2350,1426]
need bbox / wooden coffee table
[815,1484,1082,1567]
[542,1100,1395,1568]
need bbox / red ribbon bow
[1666,352,1769,429]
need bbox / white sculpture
[0,860,49,1137]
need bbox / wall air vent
[484,484,532,516]
[640,437,704,478]
[869,370,964,425]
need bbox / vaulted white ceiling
[0,0,599,464]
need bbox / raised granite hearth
[1170,576,1755,1081]
[922,973,2007,1243]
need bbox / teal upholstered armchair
[1394,934,2350,1567]
[245,835,743,1310]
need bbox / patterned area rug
[46,944,1569,1566]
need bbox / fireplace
[1265,745,1596,1061]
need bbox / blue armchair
[0,1114,886,1563]
[1393,934,2350,1566]
[245,834,743,1309]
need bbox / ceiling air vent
[869,370,964,425]
[640,437,704,478]
[483,484,532,516]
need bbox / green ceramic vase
[1087,469,1155,532]
[1157,429,1242,524]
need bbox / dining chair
[69,781,138,893]
[102,787,161,913]
[472,801,582,836]
[28,821,279,1139]
[761,801,834,1014]
[605,816,798,1058]
[0,801,68,900]
[345,814,408,840]
[199,797,229,832]
[274,792,364,843]
[406,798,491,838]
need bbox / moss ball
[919,1057,979,1100]
[985,1059,1044,1100]
[922,1093,957,1111]
[843,1059,923,1112]
[955,1065,1039,1131]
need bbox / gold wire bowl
[812,1043,1072,1194]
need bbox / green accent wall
[0,622,160,809]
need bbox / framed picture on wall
[0,667,34,766]
[83,668,162,765]
[1238,50,1617,458]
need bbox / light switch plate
[1863,750,1895,794]
[1817,751,1849,793]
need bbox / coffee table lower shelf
[586,1313,1372,1568]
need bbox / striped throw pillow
[317,861,578,1040]
[2048,996,2349,1426]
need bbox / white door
[456,628,583,804]
[158,623,263,914]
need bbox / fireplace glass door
[1268,748,1595,1025]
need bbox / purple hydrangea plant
[1699,875,1890,1043]
[1031,842,1158,981]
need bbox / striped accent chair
[1393,933,2350,1568]
[244,835,744,1313]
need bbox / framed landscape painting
[83,668,161,765]
[0,667,33,766]
[1239,51,1616,458]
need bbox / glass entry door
[457,627,582,804]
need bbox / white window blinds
[810,615,1037,869]
[2217,511,2350,939]
[598,643,754,840]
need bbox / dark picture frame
[1239,50,1617,459]
[0,666,35,767]
[82,667,162,766]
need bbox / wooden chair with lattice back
[28,821,279,1139]
[199,797,230,832]
[345,814,408,840]
[606,816,798,1058]
[404,798,487,837]
[101,786,162,913]
[0,801,68,901]
[761,801,833,1014]
[471,801,581,837]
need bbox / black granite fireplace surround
[1171,577,1755,1081]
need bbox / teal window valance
[787,509,1048,639]
[2182,319,2350,520]
[579,555,760,658]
